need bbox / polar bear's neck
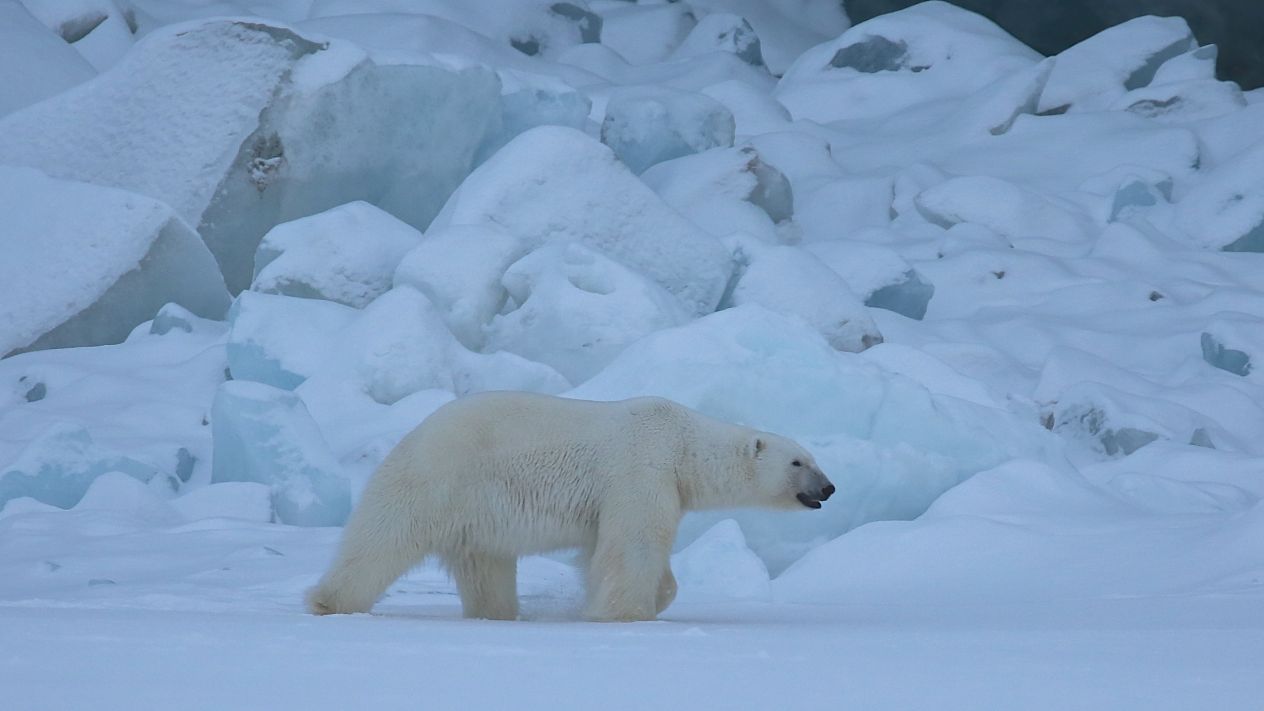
[675,417,760,511]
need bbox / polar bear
[306,391,833,621]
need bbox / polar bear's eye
[792,460,802,467]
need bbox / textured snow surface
[3,0,1264,705]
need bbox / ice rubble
[0,19,503,293]
[600,86,736,174]
[640,145,793,239]
[487,242,691,384]
[309,0,602,60]
[0,1,95,116]
[0,166,230,358]
[252,202,423,308]
[211,381,350,526]
[727,242,884,353]
[599,2,696,66]
[430,126,733,317]
[570,306,1056,570]
[0,424,167,511]
[685,0,849,76]
[775,1,1041,123]
[19,0,136,71]
[393,225,529,350]
[1039,15,1196,114]
[227,289,568,403]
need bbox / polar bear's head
[749,434,834,510]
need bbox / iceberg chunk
[252,201,424,308]
[1176,140,1264,252]
[685,0,849,75]
[393,225,530,350]
[0,166,230,358]
[431,126,733,316]
[672,13,764,68]
[641,145,793,239]
[600,86,736,174]
[227,292,358,391]
[728,243,882,353]
[486,242,691,383]
[210,381,350,526]
[776,2,1040,122]
[310,0,602,59]
[599,2,696,65]
[0,1,95,117]
[0,424,163,511]
[671,519,770,602]
[228,288,569,402]
[806,241,934,321]
[914,175,1090,244]
[20,0,135,72]
[0,19,503,293]
[1201,318,1260,378]
[1039,15,1196,113]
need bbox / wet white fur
[306,391,828,621]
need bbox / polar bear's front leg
[656,565,677,614]
[583,504,678,622]
[449,553,519,620]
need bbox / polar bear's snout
[795,469,835,510]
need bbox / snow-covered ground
[3,0,1264,708]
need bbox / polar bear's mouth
[796,483,834,509]
[796,492,823,509]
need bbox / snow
[4,0,1264,705]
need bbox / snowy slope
[3,0,1264,708]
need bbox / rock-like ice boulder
[776,1,1040,123]
[309,0,602,59]
[211,381,350,526]
[0,19,503,293]
[393,225,530,350]
[672,13,764,68]
[0,423,165,511]
[686,0,849,76]
[1201,317,1260,379]
[914,175,1090,244]
[20,0,135,72]
[807,242,934,321]
[1176,140,1264,252]
[227,292,359,391]
[1039,15,1196,113]
[600,86,736,174]
[599,2,696,65]
[486,242,691,383]
[0,166,230,358]
[729,243,883,353]
[430,126,733,316]
[0,1,95,117]
[671,519,771,601]
[228,288,569,402]
[252,201,424,308]
[641,145,793,239]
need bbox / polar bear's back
[361,392,693,556]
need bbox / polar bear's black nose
[821,484,835,500]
